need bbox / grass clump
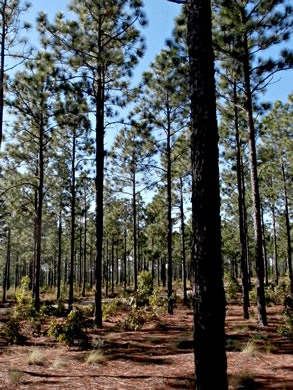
[87,350,106,365]
[242,341,258,356]
[52,357,66,369]
[8,369,23,385]
[28,348,46,366]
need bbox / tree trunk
[242,29,267,326]
[106,239,109,297]
[271,200,279,286]
[68,132,76,311]
[233,83,250,318]
[57,209,62,300]
[2,228,10,302]
[180,177,188,305]
[82,197,87,297]
[79,226,82,288]
[187,0,228,388]
[281,163,293,294]
[0,1,6,146]
[261,205,269,286]
[34,118,44,312]
[132,171,138,290]
[94,59,104,328]
[124,229,127,292]
[166,97,173,314]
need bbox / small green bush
[120,307,148,331]
[149,287,166,316]
[102,298,122,320]
[0,318,24,344]
[137,270,153,301]
[15,276,35,319]
[48,308,92,346]
[276,295,293,338]
[226,276,241,300]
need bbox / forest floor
[0,294,293,389]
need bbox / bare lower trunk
[187,1,228,388]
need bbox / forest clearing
[1,278,293,389]
[0,0,293,388]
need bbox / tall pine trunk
[233,82,249,319]
[34,118,44,312]
[68,132,76,311]
[180,177,187,305]
[57,209,62,300]
[271,200,279,286]
[82,197,87,297]
[187,1,228,388]
[242,29,267,326]
[166,97,173,314]
[132,169,138,291]
[281,163,293,293]
[94,61,104,327]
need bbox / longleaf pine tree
[38,0,146,326]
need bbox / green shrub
[277,295,293,338]
[0,318,24,344]
[137,270,153,301]
[48,308,92,346]
[15,276,35,319]
[102,298,122,320]
[226,276,241,300]
[149,287,166,315]
[119,307,148,331]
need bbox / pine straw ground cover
[0,299,293,389]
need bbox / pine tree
[187,0,228,387]
[38,0,146,327]
[0,0,31,145]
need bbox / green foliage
[48,308,92,346]
[137,270,153,301]
[149,287,166,315]
[0,318,24,344]
[14,276,35,319]
[120,307,148,331]
[277,295,293,338]
[102,298,122,320]
[226,276,241,300]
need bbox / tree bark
[271,200,279,286]
[82,196,87,297]
[34,116,44,312]
[180,177,188,305]
[261,205,269,286]
[187,0,228,388]
[242,28,267,326]
[57,209,62,300]
[68,132,76,311]
[0,0,6,146]
[166,96,173,314]
[94,60,104,327]
[132,169,138,290]
[281,163,293,294]
[233,82,250,319]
